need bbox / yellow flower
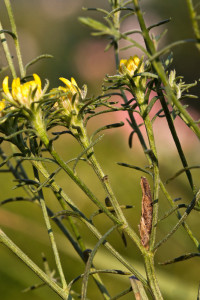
[52,77,80,116]
[2,74,42,108]
[119,55,140,76]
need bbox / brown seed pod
[139,177,153,249]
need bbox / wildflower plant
[0,0,200,300]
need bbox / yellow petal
[59,77,72,89]
[0,100,5,111]
[119,59,127,67]
[33,74,41,91]
[71,77,78,87]
[59,77,79,95]
[119,59,128,73]
[12,77,21,89]
[21,81,32,98]
[126,57,135,70]
[2,76,10,95]
[132,55,140,66]
[12,77,21,98]
[58,86,67,92]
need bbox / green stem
[67,216,85,252]
[144,253,163,300]
[131,0,155,55]
[112,4,162,297]
[134,88,160,251]
[186,0,200,52]
[4,0,25,78]
[112,0,160,251]
[40,197,69,291]
[33,166,68,293]
[78,127,128,224]
[0,20,16,78]
[0,228,70,300]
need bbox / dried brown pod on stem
[139,177,153,250]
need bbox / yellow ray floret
[3,76,11,97]
[59,77,79,94]
[0,100,5,111]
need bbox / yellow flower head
[51,77,80,116]
[2,74,42,108]
[119,55,140,76]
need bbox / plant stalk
[186,0,200,52]
[0,228,71,300]
[4,0,25,77]
[144,252,163,300]
[0,20,16,78]
[33,166,68,292]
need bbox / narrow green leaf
[73,135,103,172]
[51,210,82,219]
[110,287,132,300]
[148,18,171,31]
[25,54,53,71]
[90,122,124,142]
[0,197,34,206]
[149,39,197,61]
[166,165,200,184]
[79,17,111,35]
[159,253,200,265]
[0,29,16,39]
[117,162,152,176]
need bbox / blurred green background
[0,0,200,299]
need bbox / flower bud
[119,55,141,76]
